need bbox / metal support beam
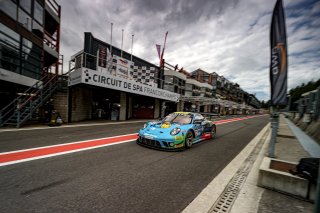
[268,106,279,158]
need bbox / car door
[193,114,204,139]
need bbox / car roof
[174,112,193,115]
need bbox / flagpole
[121,29,124,58]
[110,22,113,56]
[268,106,278,158]
[131,34,134,61]
[160,31,168,68]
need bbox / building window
[0,0,17,20]
[164,84,174,92]
[32,20,43,38]
[165,75,173,84]
[18,8,32,31]
[185,83,192,91]
[0,23,20,74]
[21,38,42,79]
[185,91,192,96]
[34,1,43,25]
[19,0,31,14]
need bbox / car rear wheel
[211,126,216,139]
[185,131,194,149]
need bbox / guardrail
[46,0,60,17]
[43,30,58,52]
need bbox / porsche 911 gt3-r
[137,112,216,150]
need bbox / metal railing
[45,0,60,17]
[43,31,57,51]
[0,72,59,128]
[71,51,115,74]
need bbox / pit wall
[285,112,320,144]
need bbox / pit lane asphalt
[0,116,268,213]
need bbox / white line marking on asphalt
[0,133,137,155]
[0,139,134,167]
[0,120,148,133]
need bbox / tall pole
[121,29,124,58]
[110,22,113,56]
[131,34,134,61]
[268,106,279,158]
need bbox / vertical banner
[106,47,113,72]
[160,31,168,67]
[98,46,107,68]
[270,0,288,106]
[156,44,161,59]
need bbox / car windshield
[163,113,192,124]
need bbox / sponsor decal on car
[174,112,191,115]
[174,135,184,141]
[174,143,184,148]
[201,133,212,140]
[161,122,171,128]
[144,133,156,139]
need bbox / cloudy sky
[56,0,320,101]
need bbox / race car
[137,112,216,150]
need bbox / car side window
[194,114,204,121]
[194,114,204,122]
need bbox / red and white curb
[0,115,267,167]
[213,115,265,125]
[0,133,138,167]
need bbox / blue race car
[137,112,216,150]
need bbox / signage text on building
[69,68,180,102]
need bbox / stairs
[0,73,59,128]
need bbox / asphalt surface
[0,116,268,213]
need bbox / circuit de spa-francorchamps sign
[68,68,180,102]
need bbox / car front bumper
[137,133,185,150]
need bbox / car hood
[143,122,182,135]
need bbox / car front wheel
[185,131,194,149]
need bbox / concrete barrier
[258,157,316,201]
[302,113,312,123]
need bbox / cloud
[56,0,320,101]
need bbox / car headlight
[143,123,148,129]
[170,128,181,135]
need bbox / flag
[98,46,107,68]
[156,44,161,59]
[160,31,168,67]
[270,0,288,106]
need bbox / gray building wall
[71,87,93,122]
[53,91,68,123]
[119,92,127,121]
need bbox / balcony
[45,0,60,23]
[43,0,61,67]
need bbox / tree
[289,79,320,104]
